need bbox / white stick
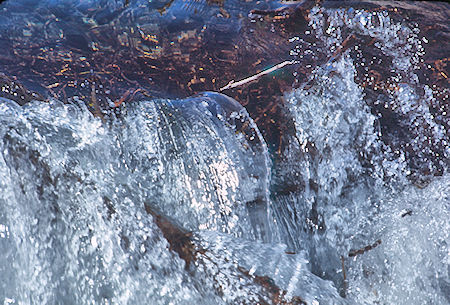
[219,60,296,91]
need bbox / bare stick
[220,60,297,91]
[341,255,348,297]
[348,239,382,257]
[91,83,105,122]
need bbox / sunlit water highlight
[0,2,448,305]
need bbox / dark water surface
[0,1,449,304]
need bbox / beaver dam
[0,0,448,304]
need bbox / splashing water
[271,5,449,304]
[0,93,342,304]
[0,1,448,305]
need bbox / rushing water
[0,94,342,304]
[0,0,449,304]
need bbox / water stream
[0,0,448,304]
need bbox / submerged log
[143,202,307,304]
[0,73,46,105]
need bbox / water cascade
[0,0,448,304]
